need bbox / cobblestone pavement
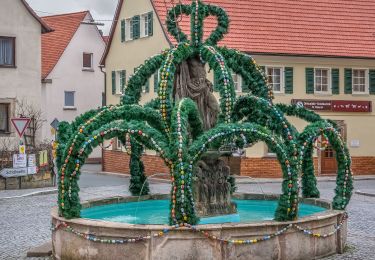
[0,177,374,259]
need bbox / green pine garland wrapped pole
[129,139,149,196]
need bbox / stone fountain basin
[51,193,347,260]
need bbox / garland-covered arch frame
[56,0,353,225]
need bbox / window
[141,12,153,37]
[352,69,368,94]
[127,18,133,40]
[116,70,126,94]
[116,138,123,150]
[0,37,15,67]
[82,53,93,70]
[266,67,283,93]
[142,14,150,37]
[314,68,330,93]
[64,91,75,107]
[0,103,9,133]
[231,72,242,92]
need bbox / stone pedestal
[193,152,237,217]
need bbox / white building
[41,11,105,160]
[0,0,52,145]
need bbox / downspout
[99,65,106,168]
[99,65,106,106]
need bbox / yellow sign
[19,145,26,154]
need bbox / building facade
[101,0,375,177]
[0,0,52,146]
[41,11,106,159]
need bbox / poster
[27,166,37,175]
[28,154,36,167]
[13,154,27,168]
[39,150,48,167]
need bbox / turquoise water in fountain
[81,199,326,225]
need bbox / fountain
[52,1,353,259]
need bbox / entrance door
[320,121,346,175]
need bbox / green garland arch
[56,0,353,225]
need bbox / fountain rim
[51,193,343,230]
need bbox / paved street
[0,166,374,259]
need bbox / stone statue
[174,57,220,130]
[193,153,237,217]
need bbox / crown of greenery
[56,0,352,225]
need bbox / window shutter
[112,71,116,95]
[154,72,159,92]
[213,72,219,91]
[305,68,314,94]
[148,12,153,36]
[241,78,249,93]
[121,70,126,93]
[132,15,140,39]
[260,66,266,74]
[369,70,375,95]
[121,20,126,42]
[344,68,352,94]
[331,68,340,94]
[284,67,294,94]
[145,78,150,93]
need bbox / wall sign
[13,154,27,168]
[292,99,372,112]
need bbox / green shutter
[154,72,159,92]
[132,15,140,39]
[344,68,352,94]
[112,71,116,94]
[121,20,126,42]
[284,67,294,94]
[148,12,153,36]
[241,77,249,93]
[121,70,126,93]
[331,68,340,94]
[369,70,375,95]
[145,78,150,93]
[305,68,314,94]
[213,71,219,91]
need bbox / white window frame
[314,67,331,95]
[141,13,150,38]
[116,70,126,95]
[352,68,369,95]
[116,137,123,151]
[231,72,242,93]
[82,52,93,70]
[265,66,284,94]
[125,18,133,41]
[64,91,76,109]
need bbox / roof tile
[152,0,375,58]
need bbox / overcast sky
[26,0,118,35]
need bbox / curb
[0,189,58,200]
[355,190,375,197]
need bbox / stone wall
[0,170,54,190]
[102,150,375,177]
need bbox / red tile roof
[20,0,53,33]
[152,0,375,59]
[41,11,89,79]
[101,0,375,63]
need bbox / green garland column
[301,145,320,198]
[129,139,149,196]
